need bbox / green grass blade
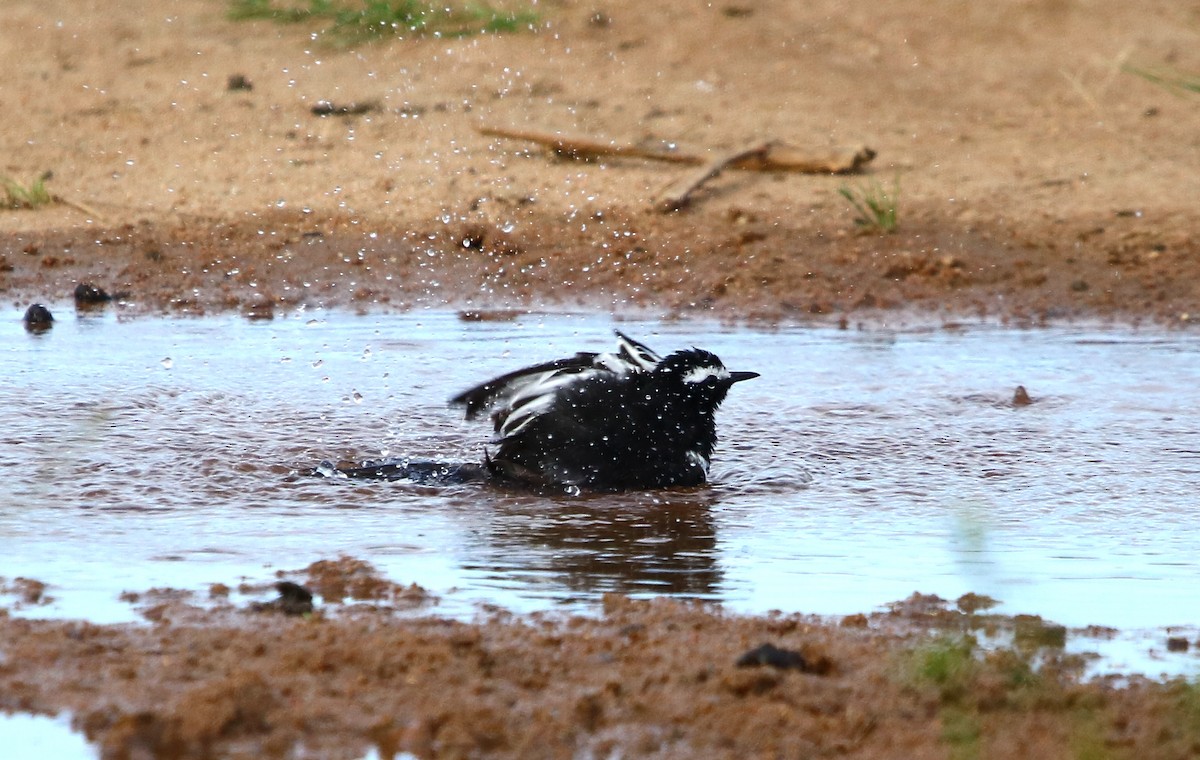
[1122,63,1200,95]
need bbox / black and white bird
[449,331,758,491]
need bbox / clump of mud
[294,555,434,608]
[0,576,51,606]
[2,569,1199,759]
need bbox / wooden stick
[476,124,875,174]
[477,125,697,164]
[657,143,773,213]
[738,143,877,174]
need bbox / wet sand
[4,562,1199,759]
[7,206,1199,326]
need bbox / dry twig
[656,143,773,212]
[477,125,874,174]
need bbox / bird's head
[652,348,758,410]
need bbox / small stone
[1166,637,1189,653]
[736,643,809,671]
[275,581,314,613]
[74,282,112,304]
[244,298,275,321]
[250,581,315,616]
[227,73,253,92]
[23,303,53,332]
[1012,386,1033,406]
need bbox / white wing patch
[500,392,558,437]
[507,370,582,409]
[595,352,636,374]
[682,364,731,384]
[492,332,663,440]
[498,369,596,438]
[615,332,661,371]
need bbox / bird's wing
[448,353,598,420]
[613,330,661,371]
[450,333,663,438]
[495,365,614,438]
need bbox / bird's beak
[729,371,759,383]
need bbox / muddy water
[3,308,1199,632]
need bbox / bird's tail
[308,458,489,485]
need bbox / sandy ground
[4,1,1200,757]
[2,0,1199,324]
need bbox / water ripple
[3,309,1200,629]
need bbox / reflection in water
[469,491,721,599]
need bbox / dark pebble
[736,642,809,671]
[74,282,112,304]
[275,581,314,612]
[227,73,253,91]
[1167,636,1189,653]
[244,301,275,321]
[1012,385,1033,406]
[250,581,315,616]
[23,303,54,332]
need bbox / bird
[449,331,758,491]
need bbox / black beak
[729,371,759,383]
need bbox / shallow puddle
[4,307,1200,643]
[0,712,94,760]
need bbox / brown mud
[4,562,1200,759]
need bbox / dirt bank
[4,563,1200,759]
[2,0,1198,324]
